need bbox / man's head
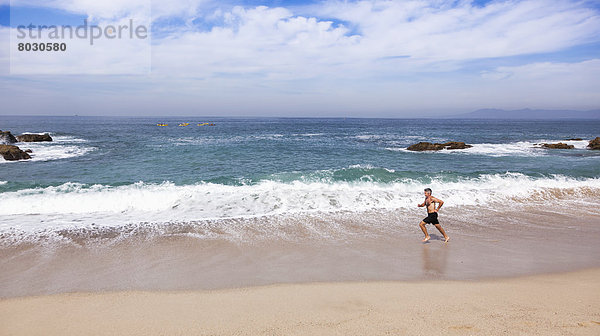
[424,188,432,196]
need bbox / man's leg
[419,221,430,242]
[433,224,450,242]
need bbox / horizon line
[1,114,600,120]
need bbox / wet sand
[1,268,599,336]
[2,207,600,298]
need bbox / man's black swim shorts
[423,212,439,224]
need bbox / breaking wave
[386,139,592,157]
[0,134,93,163]
[1,171,598,232]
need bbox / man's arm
[417,198,426,207]
[432,197,444,211]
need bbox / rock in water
[0,130,18,144]
[541,143,575,149]
[406,142,446,151]
[588,137,600,150]
[443,142,473,150]
[16,133,53,142]
[0,144,31,161]
[406,141,472,151]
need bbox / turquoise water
[2,116,599,184]
[0,116,599,231]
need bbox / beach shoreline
[1,117,599,335]
[3,207,600,299]
[2,268,599,336]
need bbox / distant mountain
[453,108,600,119]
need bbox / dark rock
[443,141,473,150]
[16,133,53,142]
[24,149,33,153]
[0,130,18,144]
[406,142,446,151]
[565,138,582,141]
[407,141,472,151]
[588,137,600,150]
[541,143,575,149]
[0,144,31,161]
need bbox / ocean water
[1,116,600,297]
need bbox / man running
[417,188,449,243]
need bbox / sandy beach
[1,268,599,336]
[2,0,600,333]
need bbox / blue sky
[1,0,599,117]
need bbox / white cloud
[7,1,600,78]
[486,59,600,80]
[151,5,360,80]
[2,1,600,115]
[455,59,600,110]
[311,0,600,58]
[143,0,600,81]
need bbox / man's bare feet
[444,236,450,243]
[422,236,431,243]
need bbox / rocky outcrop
[443,142,473,150]
[588,137,600,150]
[16,133,52,142]
[0,144,31,161]
[0,130,17,144]
[541,143,574,149]
[407,141,472,151]
[407,142,445,151]
[24,149,33,153]
[565,138,582,141]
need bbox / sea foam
[1,173,598,232]
[0,134,93,163]
[386,139,592,156]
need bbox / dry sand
[1,268,599,336]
